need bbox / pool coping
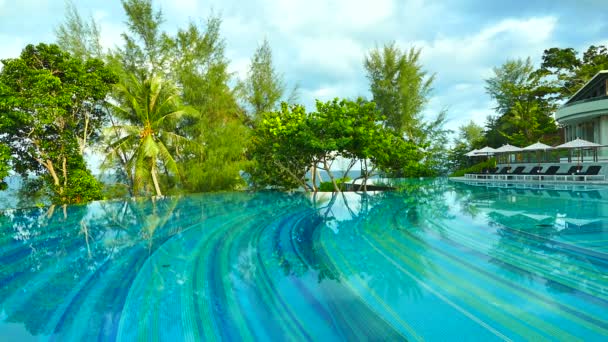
[449,176,608,187]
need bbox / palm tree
[106,74,198,197]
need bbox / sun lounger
[553,166,583,181]
[471,167,497,179]
[566,165,604,182]
[518,166,543,180]
[537,166,560,181]
[504,166,525,180]
[489,166,511,180]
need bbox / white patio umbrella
[555,138,601,163]
[465,149,479,157]
[474,146,497,156]
[494,144,522,166]
[522,142,553,164]
[474,146,497,165]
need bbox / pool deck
[449,176,608,187]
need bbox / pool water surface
[0,180,607,341]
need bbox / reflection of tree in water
[0,196,190,338]
[248,191,342,283]
[309,179,457,301]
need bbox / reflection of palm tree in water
[0,196,187,338]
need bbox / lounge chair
[505,166,526,180]
[553,166,583,181]
[489,166,511,180]
[566,165,604,182]
[538,166,560,180]
[518,166,543,180]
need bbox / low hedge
[450,158,496,177]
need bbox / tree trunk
[45,160,61,188]
[79,113,89,155]
[272,159,313,192]
[151,163,163,197]
[311,164,317,192]
[323,159,340,192]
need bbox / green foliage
[102,182,131,199]
[55,0,103,59]
[57,167,103,204]
[248,98,425,191]
[534,45,608,101]
[0,43,116,204]
[0,144,10,191]
[501,100,558,146]
[168,17,250,193]
[485,58,535,116]
[364,43,450,176]
[180,116,250,192]
[98,2,249,194]
[106,75,198,197]
[319,177,350,192]
[450,158,496,177]
[247,103,312,191]
[446,121,485,174]
[483,58,558,147]
[115,0,171,79]
[238,39,294,121]
[364,43,434,140]
[17,177,48,208]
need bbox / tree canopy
[0,43,117,203]
[248,99,423,192]
[238,39,294,123]
[364,43,434,141]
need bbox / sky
[1,0,607,135]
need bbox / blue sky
[1,0,607,134]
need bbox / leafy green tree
[447,121,486,173]
[364,43,434,140]
[55,0,103,59]
[238,39,296,122]
[248,99,424,192]
[106,75,198,197]
[484,58,558,147]
[458,120,484,148]
[0,144,10,190]
[534,45,608,101]
[0,43,116,204]
[247,103,313,191]
[364,43,450,176]
[169,18,250,192]
[485,58,536,116]
[102,1,249,193]
[501,100,558,146]
[113,0,172,80]
[417,111,452,176]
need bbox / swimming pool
[0,180,606,340]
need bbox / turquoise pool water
[0,180,607,341]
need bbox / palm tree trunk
[151,163,163,197]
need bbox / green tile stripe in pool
[0,180,607,341]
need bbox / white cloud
[409,16,558,131]
[158,0,200,15]
[264,0,395,34]
[293,37,364,77]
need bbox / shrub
[450,158,496,177]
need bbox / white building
[555,70,608,149]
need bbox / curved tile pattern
[0,181,607,341]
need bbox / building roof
[565,70,608,105]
